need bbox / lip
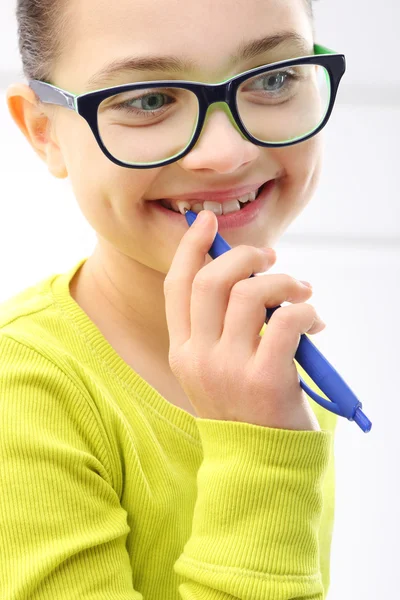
[152,178,276,230]
[157,180,271,204]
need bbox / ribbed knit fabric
[0,257,338,600]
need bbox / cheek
[59,113,115,185]
[56,112,158,210]
[276,135,323,194]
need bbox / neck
[71,242,172,362]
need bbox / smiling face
[40,0,321,267]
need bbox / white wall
[0,1,399,599]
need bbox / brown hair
[17,0,315,82]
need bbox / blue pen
[184,209,372,433]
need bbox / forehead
[58,0,312,87]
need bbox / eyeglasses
[29,44,345,170]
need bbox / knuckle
[274,273,298,289]
[169,345,195,378]
[275,302,317,329]
[272,302,311,327]
[168,350,182,376]
[302,302,317,322]
[192,272,217,294]
[283,275,311,302]
[236,244,260,260]
[287,274,301,288]
[230,279,253,302]
[270,304,293,330]
[168,344,183,366]
[307,302,317,316]
[237,244,252,254]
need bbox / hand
[163,210,326,431]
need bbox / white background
[0,1,399,598]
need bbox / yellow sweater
[0,257,337,600]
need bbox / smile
[152,179,277,230]
[160,182,269,216]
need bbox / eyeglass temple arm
[314,43,336,55]
[29,80,76,111]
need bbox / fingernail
[299,280,313,288]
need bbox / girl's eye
[260,72,289,91]
[245,69,300,97]
[254,71,294,92]
[109,91,174,116]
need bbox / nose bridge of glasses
[204,103,247,139]
[201,80,248,140]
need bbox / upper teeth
[161,188,260,215]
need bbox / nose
[178,102,260,173]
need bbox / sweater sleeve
[0,335,141,600]
[173,418,332,599]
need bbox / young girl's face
[34,0,321,272]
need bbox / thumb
[189,209,218,245]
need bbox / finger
[190,245,277,347]
[163,210,218,349]
[221,274,313,354]
[252,302,325,373]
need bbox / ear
[6,83,68,179]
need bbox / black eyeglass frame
[29,44,346,169]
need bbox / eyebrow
[86,32,312,90]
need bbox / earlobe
[6,83,68,179]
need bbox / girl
[1,0,341,598]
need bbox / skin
[7,0,322,368]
